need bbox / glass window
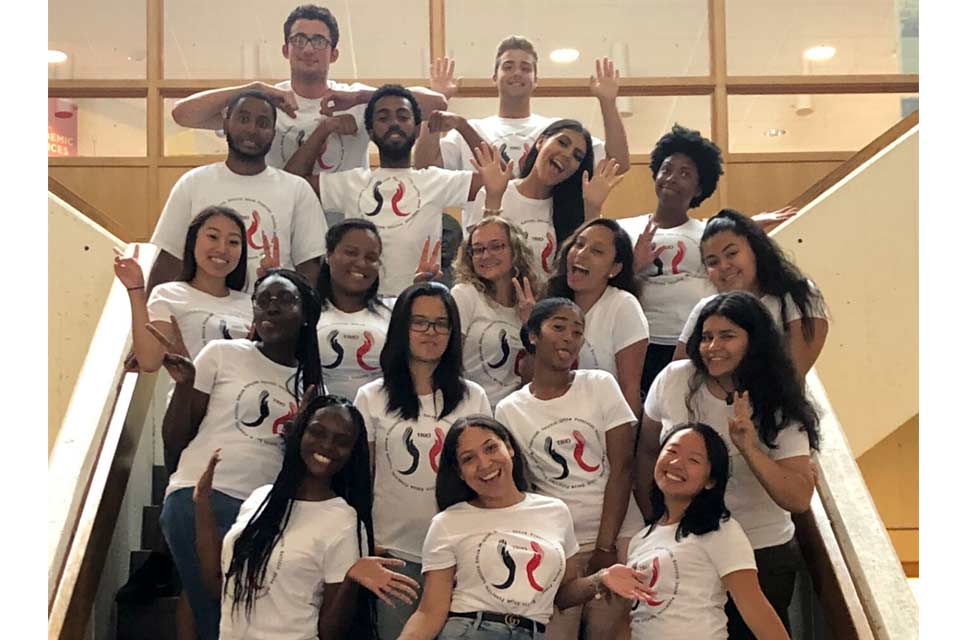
[164,0,430,79]
[727,0,914,75]
[729,93,918,153]
[48,98,147,157]
[447,95,711,156]
[48,0,146,79]
[445,0,709,78]
[164,99,227,155]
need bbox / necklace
[712,377,736,406]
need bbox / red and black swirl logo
[476,531,563,606]
[384,419,449,491]
[629,548,677,622]
[526,418,606,490]
[475,320,523,390]
[233,380,296,443]
[356,176,422,229]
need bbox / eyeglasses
[469,241,508,257]
[253,291,302,310]
[410,316,452,335]
[288,33,332,50]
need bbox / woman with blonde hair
[451,216,540,407]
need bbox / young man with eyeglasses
[170,5,447,182]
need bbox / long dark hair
[177,205,248,291]
[436,415,529,511]
[685,291,820,449]
[701,209,825,341]
[250,269,324,400]
[645,423,731,541]
[225,394,376,634]
[315,219,388,314]
[518,119,595,247]
[545,218,638,300]
[379,282,466,420]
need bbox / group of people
[111,4,830,639]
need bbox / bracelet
[483,208,503,216]
[592,570,608,600]
[595,543,616,553]
[127,286,144,292]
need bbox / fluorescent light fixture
[48,49,68,64]
[549,48,580,64]
[803,45,836,62]
[764,128,787,137]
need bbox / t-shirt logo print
[322,330,345,369]
[529,419,606,489]
[357,177,422,229]
[356,331,378,371]
[477,321,522,387]
[385,420,447,490]
[476,531,562,606]
[541,232,556,273]
[278,118,345,171]
[234,381,295,442]
[630,548,677,621]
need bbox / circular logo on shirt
[233,380,297,442]
[319,325,382,374]
[475,530,564,607]
[492,133,534,175]
[629,547,678,622]
[276,118,347,173]
[198,313,249,345]
[356,176,422,229]
[475,320,523,388]
[526,418,606,490]
[382,417,449,492]
[225,536,285,603]
[218,197,277,257]
[516,219,555,275]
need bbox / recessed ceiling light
[549,48,580,64]
[48,49,68,64]
[803,45,836,62]
[764,128,787,137]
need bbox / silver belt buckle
[505,613,521,627]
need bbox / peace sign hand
[160,352,196,385]
[582,158,625,211]
[413,238,442,283]
[512,276,536,324]
[113,244,145,290]
[600,564,658,604]
[257,233,281,279]
[347,557,421,607]
[589,57,620,103]
[470,141,513,199]
[633,218,668,273]
[146,315,189,358]
[728,391,759,453]
[193,449,221,504]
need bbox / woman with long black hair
[156,268,324,639]
[193,392,420,638]
[637,291,820,637]
[354,282,492,638]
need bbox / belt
[449,610,546,634]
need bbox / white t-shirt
[451,284,524,408]
[495,370,643,544]
[219,486,362,640]
[166,340,297,500]
[150,163,327,292]
[439,113,606,176]
[355,378,492,561]
[579,286,649,378]
[317,303,392,401]
[147,282,252,359]
[422,493,580,626]
[618,214,714,345]
[466,182,555,283]
[677,290,829,345]
[644,361,812,549]
[317,167,473,296]
[264,80,371,174]
[626,519,757,640]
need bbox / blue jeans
[160,487,242,640]
[376,556,424,639]
[439,616,541,639]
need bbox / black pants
[641,343,677,398]
[726,536,804,639]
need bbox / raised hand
[319,88,364,116]
[632,218,668,273]
[582,158,625,211]
[516,142,532,172]
[347,557,420,607]
[430,56,459,99]
[146,315,190,358]
[113,244,145,290]
[257,233,281,279]
[752,206,799,232]
[325,113,359,136]
[600,565,657,603]
[589,57,620,103]
[193,449,221,504]
[512,276,536,324]
[470,142,513,198]
[413,238,442,283]
[161,352,196,385]
[728,391,759,453]
[426,110,464,135]
[260,84,299,120]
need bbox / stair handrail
[47,175,129,242]
[48,239,159,639]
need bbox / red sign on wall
[48,98,78,156]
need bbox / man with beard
[149,91,327,292]
[170,5,446,177]
[286,84,496,297]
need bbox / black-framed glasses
[409,316,452,335]
[253,291,302,310]
[288,33,332,50]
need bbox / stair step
[141,505,164,551]
[129,549,153,576]
[152,465,169,506]
[117,596,178,640]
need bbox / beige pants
[545,537,632,640]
